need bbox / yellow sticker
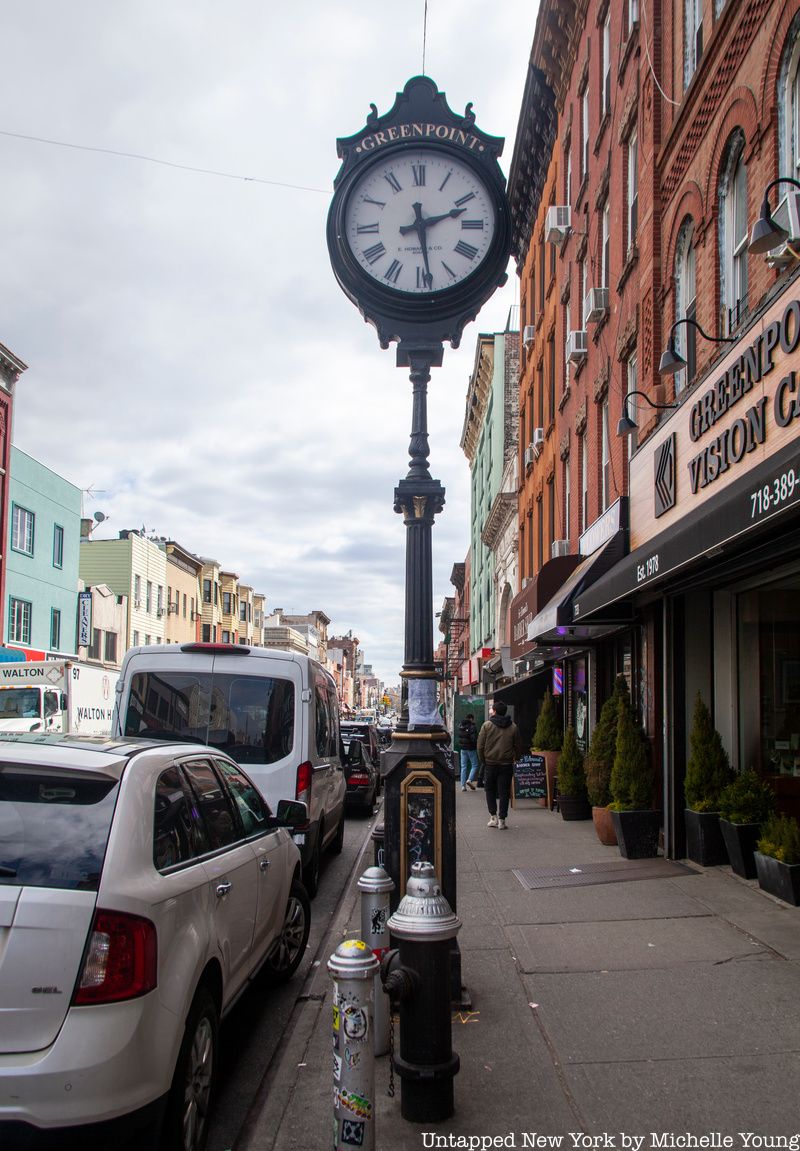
[333,1004,340,1031]
[343,939,368,953]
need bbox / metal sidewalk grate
[513,858,697,890]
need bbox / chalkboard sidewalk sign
[512,754,547,800]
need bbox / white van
[113,643,346,896]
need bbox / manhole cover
[513,858,696,890]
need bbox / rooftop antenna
[81,485,107,518]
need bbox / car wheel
[304,828,322,898]
[263,880,311,984]
[331,809,345,855]
[161,985,218,1151]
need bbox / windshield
[124,670,295,766]
[0,688,42,720]
[0,765,119,890]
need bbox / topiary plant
[557,725,587,799]
[610,690,653,811]
[585,675,629,807]
[757,813,800,865]
[684,692,733,813]
[531,688,563,752]
[718,770,775,826]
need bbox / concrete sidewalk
[238,790,800,1151]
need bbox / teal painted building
[5,447,81,656]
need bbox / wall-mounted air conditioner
[584,287,609,324]
[523,445,535,468]
[566,329,588,363]
[764,191,800,267]
[551,539,570,558]
[522,324,535,348]
[545,205,572,245]
[533,427,545,449]
[133,599,142,609]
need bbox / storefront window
[738,581,800,781]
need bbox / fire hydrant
[357,865,394,1056]
[382,860,461,1123]
[328,939,380,1151]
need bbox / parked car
[341,736,380,811]
[340,720,381,771]
[0,733,311,1151]
[113,643,347,897]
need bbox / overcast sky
[1,1,532,686]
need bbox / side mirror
[276,799,308,829]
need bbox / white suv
[0,733,310,1150]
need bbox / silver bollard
[328,938,380,1151]
[357,865,395,1056]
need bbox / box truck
[0,660,119,735]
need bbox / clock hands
[399,203,466,290]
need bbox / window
[223,591,232,614]
[627,130,638,251]
[719,131,748,334]
[548,477,555,554]
[581,433,589,533]
[537,362,544,428]
[146,580,153,614]
[104,631,118,663]
[202,624,211,642]
[9,598,31,644]
[626,352,640,453]
[133,630,140,647]
[50,608,61,651]
[674,218,696,393]
[153,767,208,869]
[536,500,543,569]
[183,593,187,618]
[182,760,240,851]
[222,630,230,644]
[215,758,268,837]
[602,201,610,288]
[602,9,611,117]
[548,332,556,422]
[581,86,590,177]
[240,601,247,622]
[11,506,34,556]
[684,0,703,88]
[157,586,164,616]
[53,524,64,569]
[144,634,151,646]
[565,137,573,206]
[315,677,333,756]
[601,398,611,511]
[564,457,571,541]
[538,233,546,310]
[203,578,212,604]
[628,0,639,32]
[580,258,588,328]
[134,574,141,606]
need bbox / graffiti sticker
[336,1088,372,1120]
[341,1118,365,1146]
[342,1005,368,1041]
[333,1051,342,1081]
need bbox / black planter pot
[611,809,660,859]
[754,851,800,906]
[559,795,592,821]
[684,809,729,867]
[719,819,760,879]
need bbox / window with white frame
[580,258,588,328]
[601,399,611,511]
[564,457,571,542]
[565,137,572,206]
[602,201,610,288]
[53,524,64,569]
[582,86,590,177]
[674,217,696,393]
[133,630,140,647]
[134,574,141,607]
[9,598,31,645]
[581,433,589,533]
[602,9,612,117]
[626,352,639,453]
[778,16,800,182]
[627,130,638,252]
[685,0,703,89]
[146,580,153,614]
[719,131,748,334]
[11,505,34,556]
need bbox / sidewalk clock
[327,75,512,351]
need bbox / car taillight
[73,909,158,1005]
[349,771,371,785]
[295,760,312,811]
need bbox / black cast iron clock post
[327,75,511,996]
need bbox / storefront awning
[572,437,800,623]
[527,530,633,644]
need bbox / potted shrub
[556,725,591,820]
[609,690,659,858]
[754,814,800,906]
[718,770,775,879]
[531,688,562,809]
[585,675,629,845]
[683,693,734,867]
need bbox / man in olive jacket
[477,700,523,829]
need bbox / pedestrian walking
[457,712,480,790]
[477,700,522,829]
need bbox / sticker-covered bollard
[357,866,395,1056]
[328,939,380,1151]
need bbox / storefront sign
[631,292,800,552]
[579,497,627,557]
[78,592,92,647]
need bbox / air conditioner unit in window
[522,324,535,348]
[551,539,570,559]
[523,445,535,468]
[764,191,800,267]
[533,427,545,449]
[522,576,533,588]
[584,287,609,324]
[545,205,572,244]
[566,329,588,363]
[133,599,142,609]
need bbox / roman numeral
[454,192,476,207]
[439,171,452,192]
[416,267,433,289]
[384,172,402,193]
[363,195,386,208]
[384,259,403,283]
[412,164,426,186]
[357,223,380,234]
[363,242,386,264]
[454,240,479,260]
[461,219,484,230]
[442,261,457,279]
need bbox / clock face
[343,148,497,296]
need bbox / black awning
[527,529,631,644]
[572,437,800,622]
